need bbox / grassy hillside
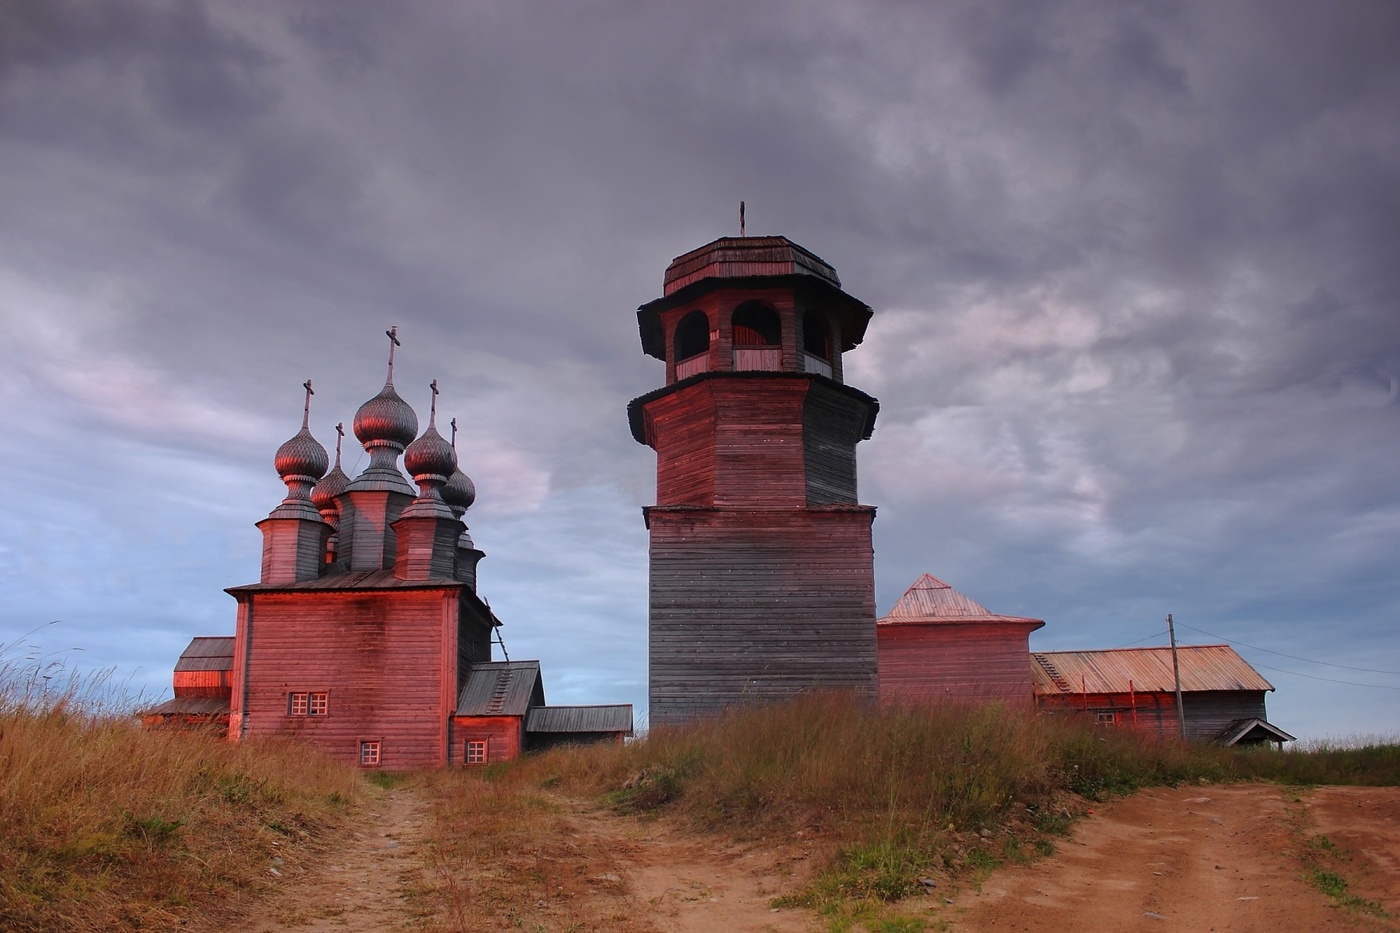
[0,662,363,933]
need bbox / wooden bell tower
[628,235,881,725]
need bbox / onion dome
[268,380,329,521]
[353,383,418,449]
[404,422,456,484]
[311,422,350,518]
[274,426,328,483]
[442,466,476,511]
[311,462,350,509]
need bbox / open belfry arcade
[146,227,1293,761]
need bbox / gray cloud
[1,0,1396,737]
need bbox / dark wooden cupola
[629,234,881,725]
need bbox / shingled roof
[172,637,234,673]
[525,705,633,735]
[455,660,544,717]
[878,574,1044,628]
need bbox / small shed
[453,660,545,764]
[526,705,634,750]
[1031,645,1292,745]
[140,637,234,733]
[453,661,634,764]
[877,574,1045,708]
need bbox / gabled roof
[455,660,544,717]
[1216,717,1296,746]
[878,574,1044,629]
[1031,645,1275,695]
[173,637,234,673]
[525,705,633,735]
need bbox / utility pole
[1167,613,1186,738]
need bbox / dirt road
[947,785,1398,933]
[249,783,1399,932]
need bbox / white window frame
[466,740,488,765]
[359,740,382,767]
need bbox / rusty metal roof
[663,236,841,295]
[525,704,633,735]
[455,660,544,717]
[173,637,234,673]
[1031,645,1274,695]
[878,573,1044,629]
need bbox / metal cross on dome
[301,379,314,429]
[450,417,458,448]
[385,326,401,383]
[428,378,439,425]
[334,421,344,464]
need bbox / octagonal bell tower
[628,235,880,725]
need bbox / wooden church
[144,335,631,767]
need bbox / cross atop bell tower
[628,233,881,725]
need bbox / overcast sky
[2,1,1397,739]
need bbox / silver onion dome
[274,425,328,482]
[442,466,476,511]
[404,422,456,482]
[353,383,418,449]
[311,462,350,512]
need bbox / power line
[1110,629,1169,650]
[1176,621,1400,677]
[1248,660,1400,691]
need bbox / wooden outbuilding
[140,636,235,733]
[1031,645,1294,745]
[877,574,1044,708]
[629,235,881,725]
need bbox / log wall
[1035,690,1268,740]
[877,624,1038,708]
[452,715,523,764]
[231,588,467,769]
[647,506,878,725]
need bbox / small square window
[1095,711,1118,726]
[309,692,329,715]
[289,692,308,716]
[466,740,487,765]
[359,740,381,767]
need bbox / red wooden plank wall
[877,624,1037,708]
[452,716,523,764]
[231,588,459,769]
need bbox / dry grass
[0,654,364,933]
[410,769,648,933]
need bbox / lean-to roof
[525,705,633,735]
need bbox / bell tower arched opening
[732,300,781,371]
[673,310,711,380]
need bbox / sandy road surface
[947,784,1398,933]
[244,784,1398,933]
[248,787,432,933]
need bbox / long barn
[1032,645,1294,746]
